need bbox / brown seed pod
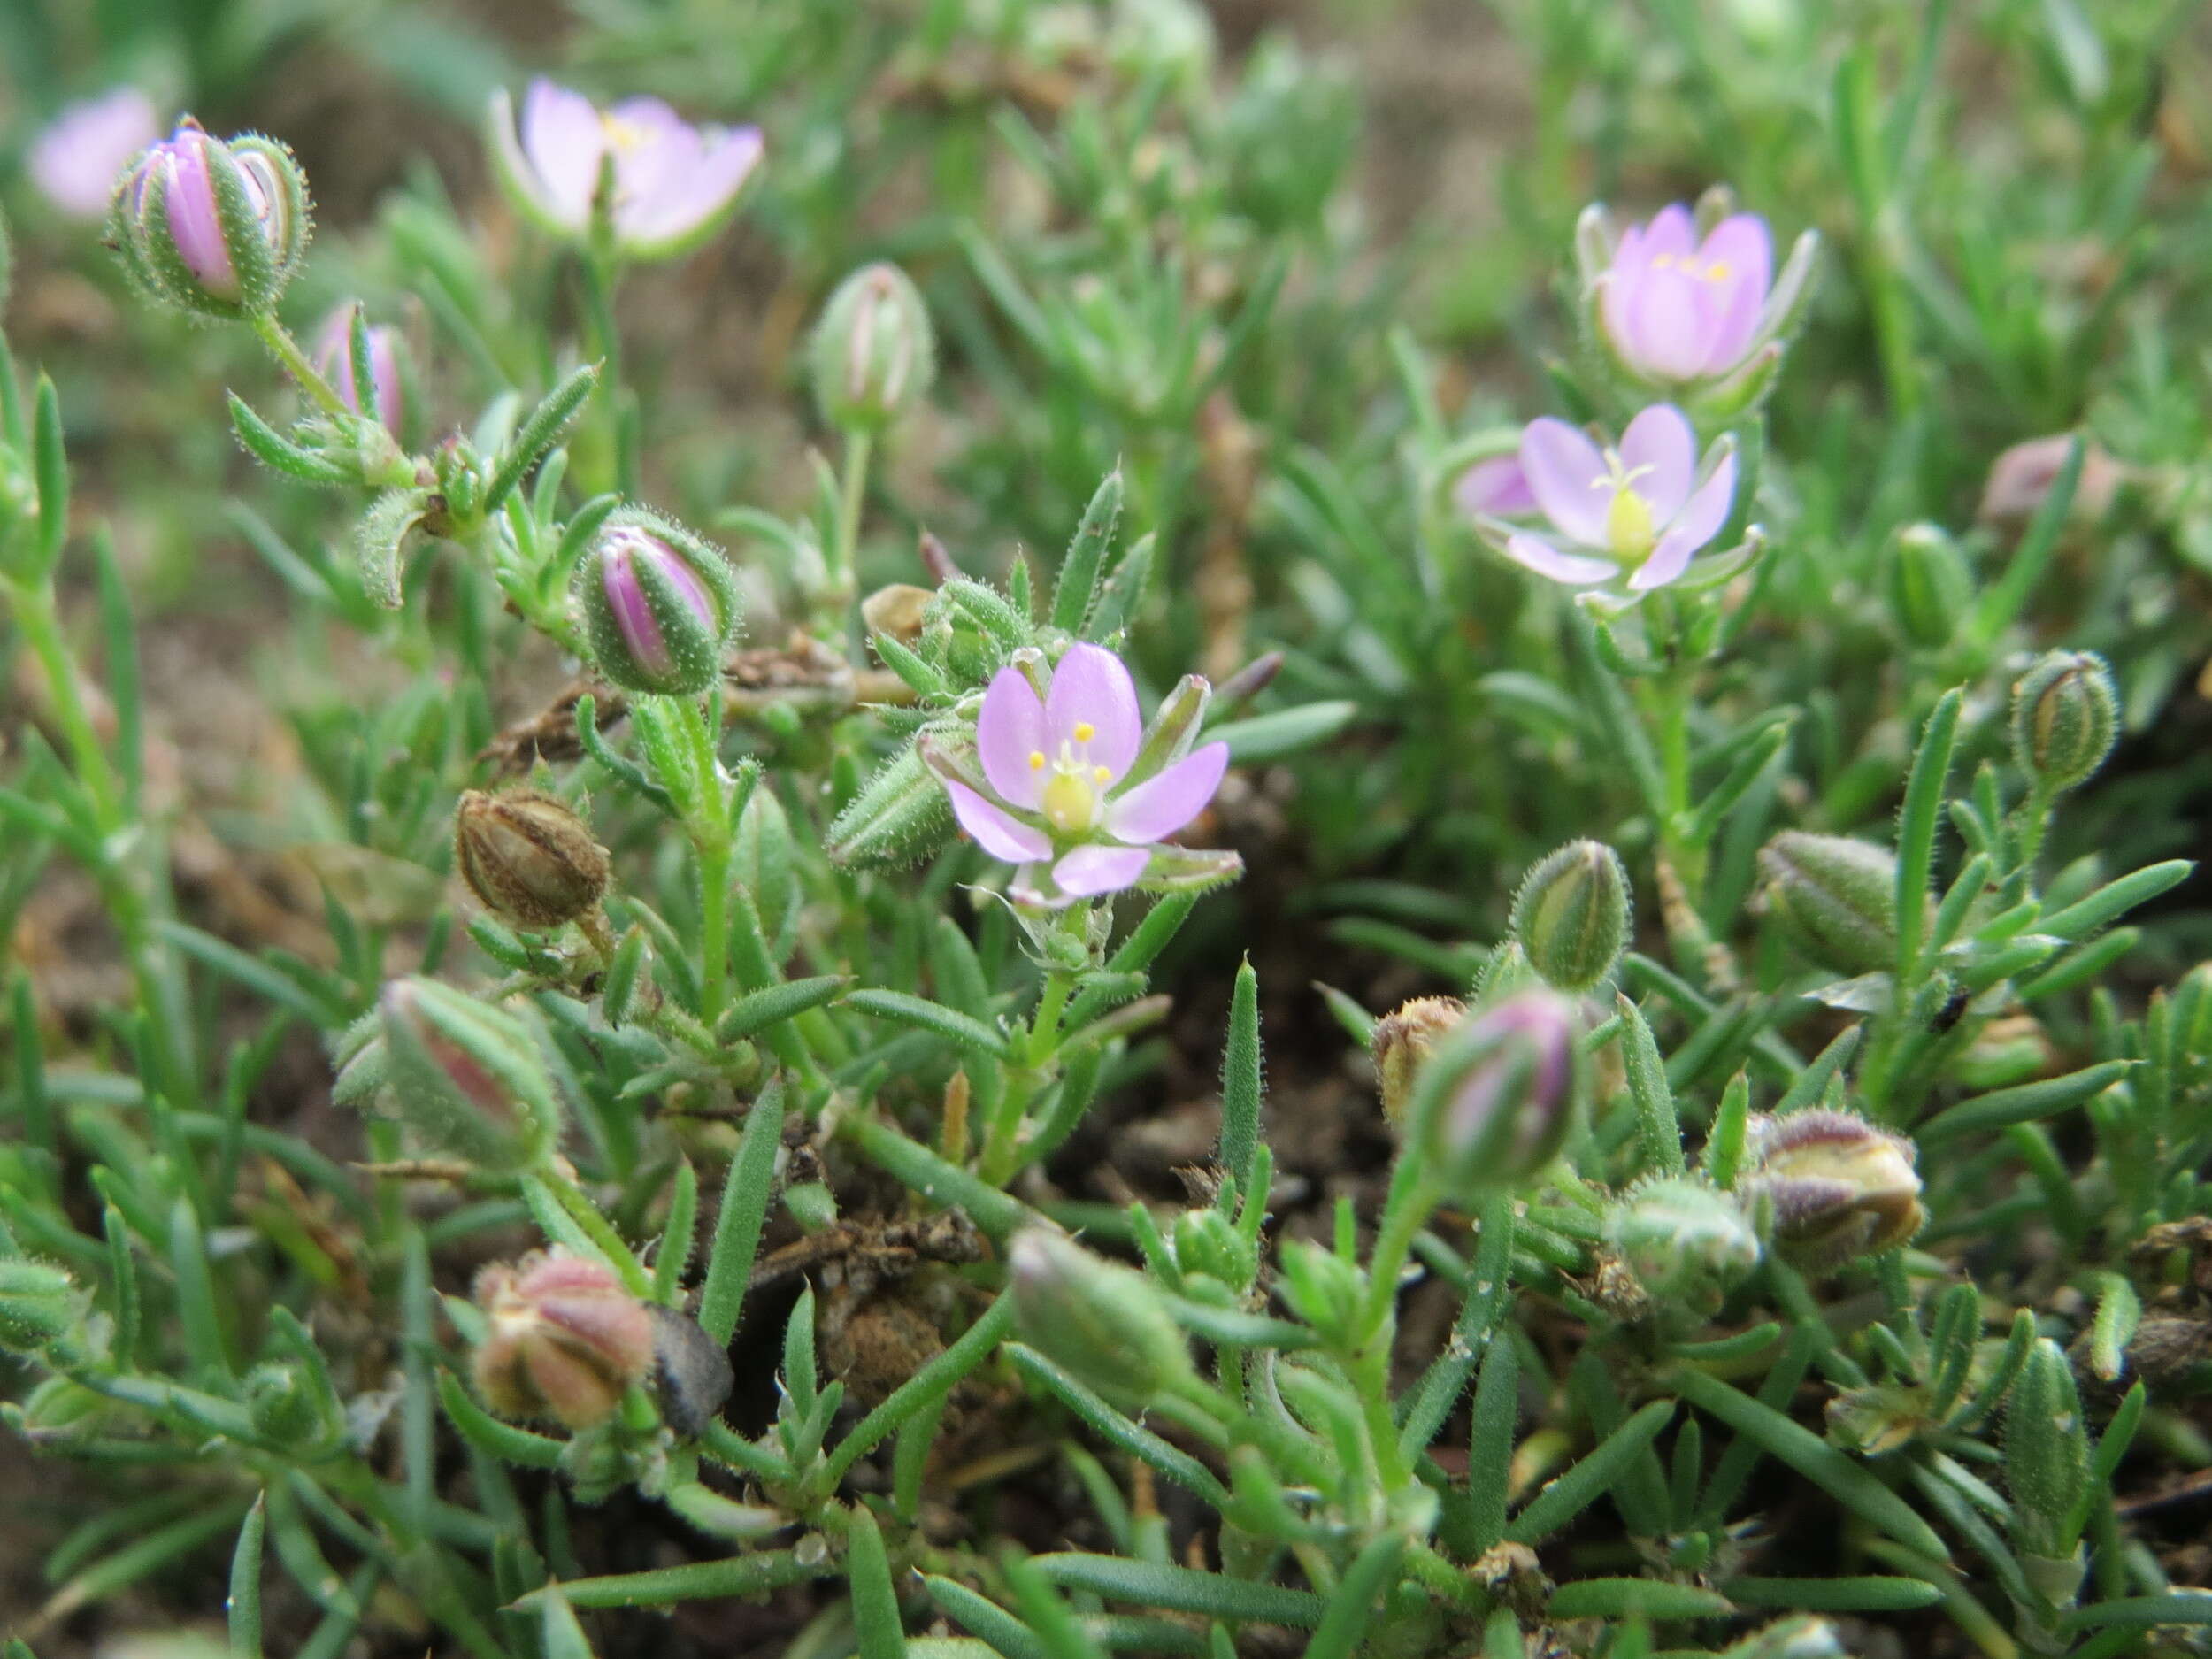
[454,789,611,931]
[471,1251,655,1431]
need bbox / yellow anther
[1094,766,1112,784]
[1073,722,1096,742]
[1028,751,1047,772]
[1705,261,1732,282]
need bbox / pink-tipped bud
[572,511,740,697]
[471,1252,655,1431]
[312,305,408,436]
[109,121,309,318]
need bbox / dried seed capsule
[572,510,741,697]
[2010,650,2117,795]
[454,789,611,931]
[472,1252,656,1432]
[810,262,935,432]
[860,582,934,647]
[1757,831,1901,977]
[1510,839,1632,991]
[1736,1108,1924,1270]
[1370,995,1465,1125]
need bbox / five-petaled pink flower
[28,88,161,221]
[489,79,763,258]
[925,645,1232,908]
[1499,404,1737,594]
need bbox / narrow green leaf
[533,1547,831,1608]
[1027,1555,1324,1627]
[923,1574,1049,1659]
[1916,1060,2135,1144]
[1217,959,1263,1202]
[486,362,600,511]
[1005,1343,1231,1508]
[699,1079,786,1346]
[849,1506,908,1659]
[1507,1399,1677,1546]
[718,976,852,1042]
[33,374,68,577]
[824,1292,1018,1485]
[2037,860,2193,941]
[844,989,1010,1058]
[1895,687,1962,973]
[1725,1576,1941,1612]
[1615,997,1685,1176]
[1303,1532,1407,1659]
[1545,1579,1734,1620]
[227,1495,266,1659]
[1204,702,1358,764]
[1052,467,1123,633]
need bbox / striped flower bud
[109,121,309,318]
[1757,832,1902,977]
[0,1260,77,1356]
[2010,650,2117,795]
[810,262,935,432]
[454,790,610,932]
[1417,991,1582,1193]
[375,978,562,1173]
[472,1253,656,1432]
[1737,1109,1924,1270]
[1884,523,1972,650]
[1510,840,1632,991]
[572,511,740,697]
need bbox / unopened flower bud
[1737,1110,1924,1269]
[1275,1238,1368,1348]
[1607,1175,1761,1318]
[572,511,741,697]
[2010,650,2117,795]
[109,121,309,318]
[1885,524,1972,650]
[1371,995,1464,1125]
[454,789,611,932]
[810,262,935,432]
[472,1252,656,1432]
[1411,991,1582,1193]
[1757,832,1903,977]
[1169,1207,1255,1294]
[312,305,408,437]
[1009,1227,1194,1408]
[861,582,934,647]
[1978,435,2121,529]
[376,978,562,1173]
[2005,1339,2091,1570]
[246,1362,337,1448]
[1510,840,1632,991]
[0,1260,76,1355]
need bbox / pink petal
[29,89,160,220]
[1641,203,1697,259]
[1518,419,1609,548]
[942,780,1052,864]
[1106,742,1228,843]
[1626,268,1712,381]
[1696,214,1772,370]
[1454,455,1538,520]
[1618,405,1695,523]
[977,666,1048,810]
[520,80,604,229]
[1629,526,1700,592]
[1052,845,1151,898]
[1045,644,1141,782]
[1665,449,1739,551]
[163,132,236,296]
[619,127,760,246]
[1503,533,1617,588]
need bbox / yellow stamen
[1706,261,1732,281]
[1073,722,1096,742]
[1028,751,1046,772]
[1094,766,1112,784]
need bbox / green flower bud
[1737,1109,1924,1270]
[454,789,611,932]
[376,977,563,1173]
[1370,995,1465,1125]
[1510,839,1632,991]
[1169,1207,1256,1294]
[246,1362,339,1450]
[1274,1238,1368,1349]
[109,123,310,319]
[2010,650,2117,794]
[572,509,741,697]
[1009,1227,1194,1409]
[16,1375,116,1441]
[826,736,956,869]
[1607,1175,1761,1321]
[810,262,934,432]
[0,1259,77,1355]
[2005,1339,2091,1583]
[1757,832,1902,977]
[1885,523,1972,650]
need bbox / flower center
[601,114,651,153]
[1591,450,1658,563]
[1030,722,1114,835]
[1650,252,1733,284]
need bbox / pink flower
[488,79,763,258]
[28,89,161,220]
[1582,199,1817,396]
[312,306,405,434]
[1499,404,1737,594]
[923,644,1234,908]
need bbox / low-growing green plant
[3,3,2210,1657]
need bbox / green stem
[8,578,121,822]
[540,1171,653,1299]
[578,254,637,496]
[250,314,353,422]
